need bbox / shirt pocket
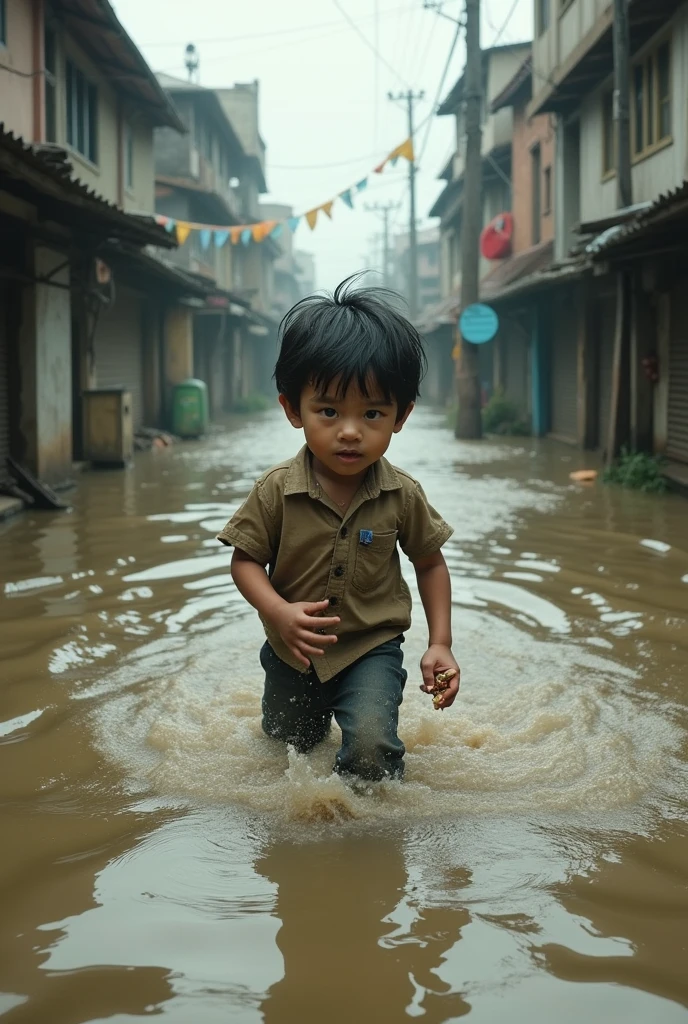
[352,530,398,592]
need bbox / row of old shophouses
[0,0,315,517]
[422,0,688,482]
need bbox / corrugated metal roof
[592,181,688,258]
[0,126,174,248]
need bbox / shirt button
[334,565,344,577]
[340,527,348,538]
[329,596,338,606]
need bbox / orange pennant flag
[230,226,244,245]
[175,222,191,245]
[305,208,319,230]
[321,201,334,220]
[253,220,277,242]
[395,137,415,163]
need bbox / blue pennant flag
[355,178,368,193]
[214,230,229,248]
[269,223,284,239]
[287,216,301,232]
[241,228,252,246]
[390,156,399,167]
[340,189,354,209]
[164,218,176,233]
[199,229,211,250]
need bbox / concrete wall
[511,102,556,253]
[154,96,193,179]
[532,0,611,103]
[123,118,155,215]
[0,0,35,138]
[578,10,688,222]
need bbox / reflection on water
[1,408,688,1022]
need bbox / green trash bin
[172,378,209,438]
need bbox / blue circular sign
[459,303,499,344]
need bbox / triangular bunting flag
[373,160,386,174]
[230,227,244,245]
[395,137,415,163]
[355,178,368,193]
[340,189,354,209]
[305,208,319,230]
[214,230,229,248]
[199,229,212,250]
[252,222,270,243]
[164,218,176,233]
[287,216,301,232]
[270,223,284,239]
[321,201,334,220]
[390,156,399,167]
[241,228,252,246]
[175,222,191,245]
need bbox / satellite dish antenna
[184,43,199,83]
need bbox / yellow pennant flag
[175,222,192,245]
[305,208,319,230]
[321,201,334,220]
[393,137,415,163]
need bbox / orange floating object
[569,470,598,483]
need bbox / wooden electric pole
[388,89,424,318]
[365,201,401,287]
[455,0,483,440]
[613,0,632,209]
[607,0,633,462]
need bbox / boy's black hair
[274,274,427,419]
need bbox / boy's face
[280,377,413,478]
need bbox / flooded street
[1,406,688,1023]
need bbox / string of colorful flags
[155,138,414,247]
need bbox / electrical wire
[416,16,462,167]
[332,0,409,89]
[140,4,416,48]
[491,0,523,47]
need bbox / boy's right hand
[267,600,340,668]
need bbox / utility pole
[612,0,632,209]
[607,0,633,462]
[365,201,400,287]
[455,0,483,440]
[388,89,424,318]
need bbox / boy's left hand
[419,645,461,710]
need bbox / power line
[491,0,522,46]
[140,4,416,48]
[332,0,409,88]
[417,17,462,166]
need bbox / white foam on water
[91,610,683,827]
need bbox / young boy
[217,277,460,782]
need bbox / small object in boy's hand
[430,669,457,709]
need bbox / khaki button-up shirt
[217,445,453,681]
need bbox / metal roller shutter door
[0,283,10,482]
[504,328,529,413]
[94,290,145,428]
[550,301,578,442]
[667,284,688,464]
[597,295,616,450]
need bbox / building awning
[590,181,688,262]
[52,0,184,132]
[0,126,175,249]
[100,243,213,300]
[481,239,554,301]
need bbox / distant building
[392,228,441,316]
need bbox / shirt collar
[283,445,402,499]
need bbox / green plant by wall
[482,389,530,436]
[232,393,272,414]
[603,448,668,493]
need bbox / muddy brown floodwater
[1,407,687,1024]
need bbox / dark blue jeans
[260,638,407,781]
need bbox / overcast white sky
[113,0,532,291]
